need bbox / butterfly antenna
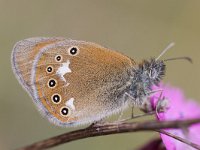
[164,56,193,64]
[156,42,175,61]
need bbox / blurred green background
[0,0,200,150]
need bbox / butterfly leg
[140,89,164,113]
[88,118,108,128]
[131,106,134,118]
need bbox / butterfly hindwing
[11,37,65,95]
[31,39,135,126]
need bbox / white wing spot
[65,98,75,110]
[56,60,71,82]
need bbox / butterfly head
[136,58,166,86]
[127,43,191,106]
[126,58,166,105]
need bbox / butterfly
[11,37,167,127]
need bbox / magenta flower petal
[151,83,200,150]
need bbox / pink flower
[150,83,200,150]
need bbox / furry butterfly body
[11,37,165,126]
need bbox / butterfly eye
[60,106,71,117]
[68,47,79,56]
[46,66,54,73]
[55,55,62,62]
[48,78,57,88]
[51,94,61,104]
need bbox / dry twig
[18,118,200,150]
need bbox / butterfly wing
[31,39,136,126]
[11,37,65,95]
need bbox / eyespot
[48,78,57,88]
[60,106,71,117]
[68,47,79,56]
[55,55,62,62]
[51,94,61,104]
[46,65,54,73]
